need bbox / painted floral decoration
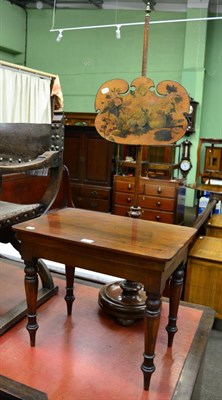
[95,76,190,145]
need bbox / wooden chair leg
[0,256,59,336]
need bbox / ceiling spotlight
[36,1,43,10]
[143,0,156,10]
[56,30,63,42]
[115,25,121,40]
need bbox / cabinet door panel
[63,134,82,182]
[84,136,112,185]
[63,115,114,213]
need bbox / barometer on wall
[179,139,192,178]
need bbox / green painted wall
[0,1,221,206]
[201,18,222,137]
[0,0,26,64]
[26,9,187,112]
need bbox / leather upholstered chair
[0,122,65,334]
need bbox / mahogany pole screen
[94,2,191,343]
[95,2,190,211]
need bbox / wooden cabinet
[113,175,185,224]
[63,112,114,212]
[184,236,222,319]
[194,138,222,184]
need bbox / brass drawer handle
[128,184,132,190]
[157,186,162,193]
[156,201,161,206]
[90,202,98,208]
[156,215,160,220]
[91,190,98,197]
[127,197,132,203]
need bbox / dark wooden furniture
[13,207,196,391]
[0,166,74,212]
[0,122,65,335]
[0,122,64,241]
[0,375,48,400]
[0,166,74,336]
[63,112,114,212]
[187,138,222,214]
[113,175,185,224]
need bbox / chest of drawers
[113,175,185,224]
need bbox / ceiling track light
[56,30,63,42]
[51,16,222,42]
[115,25,121,40]
[36,1,43,10]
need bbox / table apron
[20,240,188,294]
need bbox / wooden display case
[116,144,180,179]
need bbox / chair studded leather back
[0,123,64,166]
[0,122,64,235]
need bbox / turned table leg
[141,292,161,391]
[166,262,184,347]
[65,266,75,316]
[24,259,39,347]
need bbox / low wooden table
[13,208,196,391]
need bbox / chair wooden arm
[0,151,62,174]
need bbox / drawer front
[141,209,174,223]
[71,184,110,200]
[115,180,144,194]
[73,196,110,212]
[114,192,135,206]
[80,186,110,200]
[113,204,174,223]
[113,204,131,217]
[115,192,175,211]
[139,195,175,211]
[144,184,177,198]
[71,183,111,212]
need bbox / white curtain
[0,67,52,123]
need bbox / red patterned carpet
[0,260,211,400]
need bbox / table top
[207,214,222,229]
[187,183,222,195]
[14,208,196,262]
